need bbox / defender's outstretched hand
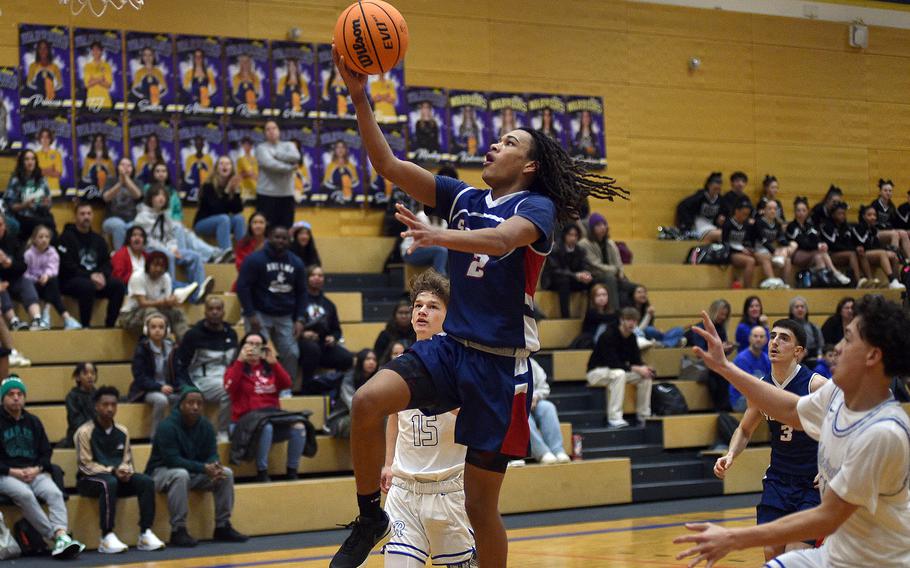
[331,44,367,100]
[396,203,443,254]
[690,312,730,373]
[673,522,736,567]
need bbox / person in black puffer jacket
[299,265,352,393]
[542,224,592,318]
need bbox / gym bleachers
[1,232,905,546]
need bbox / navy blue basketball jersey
[428,175,556,350]
[762,364,822,478]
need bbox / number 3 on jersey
[780,425,793,442]
[466,254,490,278]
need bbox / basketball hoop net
[59,0,144,18]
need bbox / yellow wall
[3,0,910,238]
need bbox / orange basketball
[334,0,409,75]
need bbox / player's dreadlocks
[519,127,628,224]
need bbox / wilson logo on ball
[335,0,409,76]
[349,18,375,70]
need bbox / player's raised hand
[713,454,733,479]
[331,44,367,100]
[396,203,442,253]
[690,311,729,373]
[674,522,736,567]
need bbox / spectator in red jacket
[111,226,149,286]
[231,212,267,292]
[223,332,305,482]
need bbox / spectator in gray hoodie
[255,120,300,230]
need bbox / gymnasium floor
[7,494,767,567]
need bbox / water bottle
[572,434,583,461]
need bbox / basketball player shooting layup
[381,270,476,567]
[713,319,827,562]
[676,295,910,568]
[329,46,625,568]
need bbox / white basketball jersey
[391,409,466,482]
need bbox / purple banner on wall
[487,92,527,142]
[319,122,363,206]
[527,94,566,148]
[74,28,124,113]
[271,41,317,120]
[281,122,320,205]
[226,121,265,202]
[126,32,175,114]
[566,95,606,168]
[0,68,22,154]
[19,24,71,111]
[224,38,269,119]
[366,123,406,206]
[448,90,489,167]
[367,60,406,124]
[22,115,73,197]
[317,44,353,119]
[128,118,176,187]
[406,87,447,164]
[75,116,122,198]
[175,35,223,116]
[177,119,223,201]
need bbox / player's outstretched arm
[674,487,857,567]
[691,312,803,430]
[332,46,436,206]
[714,405,760,479]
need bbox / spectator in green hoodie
[145,385,247,548]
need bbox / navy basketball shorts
[757,471,821,545]
[384,334,533,458]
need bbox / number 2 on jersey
[466,254,490,278]
[780,425,793,442]
[410,414,438,447]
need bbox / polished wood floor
[109,506,766,567]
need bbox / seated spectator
[871,179,910,259]
[626,284,685,348]
[821,296,854,345]
[232,211,267,292]
[382,340,407,364]
[896,187,910,229]
[326,349,377,439]
[810,184,844,227]
[300,265,353,392]
[133,187,213,303]
[398,209,447,276]
[58,201,126,328]
[145,386,248,547]
[676,172,726,242]
[819,202,863,286]
[0,317,29,368]
[788,296,824,369]
[687,299,736,411]
[127,312,179,438]
[194,156,245,253]
[750,200,793,288]
[0,215,44,331]
[24,224,81,330]
[786,197,851,285]
[729,326,770,412]
[572,283,616,349]
[755,175,784,223]
[526,357,570,464]
[144,161,226,264]
[74,385,164,554]
[813,343,837,379]
[373,300,415,358]
[586,307,655,428]
[224,332,305,482]
[735,296,769,353]
[101,157,143,251]
[579,213,634,309]
[0,376,85,558]
[4,149,55,243]
[111,225,149,286]
[542,224,592,318]
[237,225,306,388]
[852,205,905,290]
[289,220,322,267]
[175,297,236,441]
[723,198,774,289]
[117,250,192,340]
[61,362,97,448]
[721,171,752,219]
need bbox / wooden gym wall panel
[869,150,910,190]
[627,35,754,92]
[628,2,752,39]
[627,86,755,143]
[486,0,629,32]
[867,103,910,152]
[866,24,910,56]
[752,45,865,100]
[754,144,872,206]
[753,95,869,149]
[749,14,849,51]
[863,55,910,104]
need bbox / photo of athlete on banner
[226,122,264,202]
[406,87,447,164]
[126,32,174,113]
[74,28,123,113]
[527,93,566,148]
[225,38,269,119]
[367,60,405,123]
[23,115,72,196]
[318,44,353,118]
[177,120,223,201]
[366,123,405,206]
[281,122,320,205]
[75,116,121,199]
[176,35,222,116]
[271,41,316,120]
[448,89,489,166]
[19,24,71,111]
[129,119,176,186]
[319,122,362,206]
[0,68,22,154]
[488,92,527,141]
[566,95,606,168]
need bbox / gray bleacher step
[574,425,647,447]
[631,478,724,503]
[547,391,599,413]
[582,443,665,461]
[631,459,707,485]
[325,272,402,290]
[558,409,607,428]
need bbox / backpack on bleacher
[12,518,47,557]
[651,382,688,416]
[684,243,730,265]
